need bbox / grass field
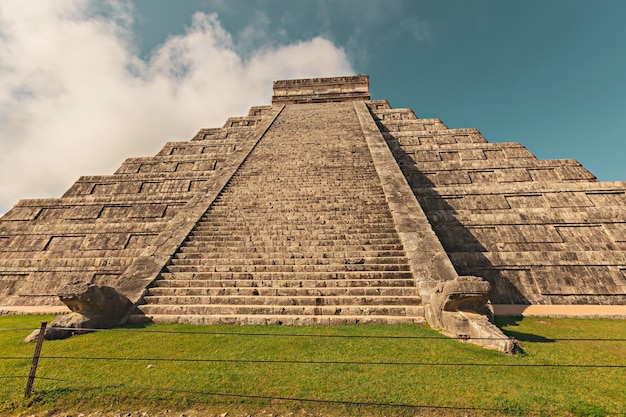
[0,314,624,416]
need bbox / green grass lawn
[0,315,624,416]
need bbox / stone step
[219,169,381,175]
[153,279,416,290]
[185,232,401,241]
[207,205,390,212]
[414,158,581,172]
[219,168,380,174]
[211,191,388,198]
[157,277,416,287]
[172,250,407,260]
[205,208,391,215]
[180,234,402,243]
[127,313,426,325]
[142,294,422,306]
[199,220,394,227]
[152,279,415,291]
[205,211,390,218]
[136,304,424,317]
[146,286,419,297]
[218,169,380,175]
[209,203,390,209]
[187,231,400,240]
[177,244,406,253]
[204,206,392,214]
[195,215,396,222]
[181,239,404,249]
[164,263,412,273]
[210,191,387,198]
[211,190,388,196]
[190,224,398,233]
[222,186,378,193]
[168,256,408,266]
[157,271,414,281]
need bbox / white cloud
[0,1,353,214]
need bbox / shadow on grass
[495,316,555,343]
[118,322,152,330]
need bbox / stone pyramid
[1,76,624,348]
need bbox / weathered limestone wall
[354,101,458,301]
[367,101,626,305]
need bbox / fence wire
[2,355,625,368]
[2,325,625,341]
[0,324,624,415]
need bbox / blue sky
[1,1,625,214]
[133,0,626,180]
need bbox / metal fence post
[24,321,47,398]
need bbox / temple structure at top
[272,75,370,103]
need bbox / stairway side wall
[368,101,626,305]
[355,102,459,302]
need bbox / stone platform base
[0,305,70,315]
[3,304,626,319]
[493,304,626,319]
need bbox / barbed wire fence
[1,321,625,415]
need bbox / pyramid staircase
[133,102,424,324]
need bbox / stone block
[1,207,42,221]
[483,149,506,160]
[545,191,594,208]
[605,223,626,242]
[497,168,532,183]
[502,146,534,159]
[586,191,626,207]
[505,194,548,209]
[532,266,625,296]
[528,168,560,181]
[469,170,497,184]
[557,164,596,180]
[497,225,563,244]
